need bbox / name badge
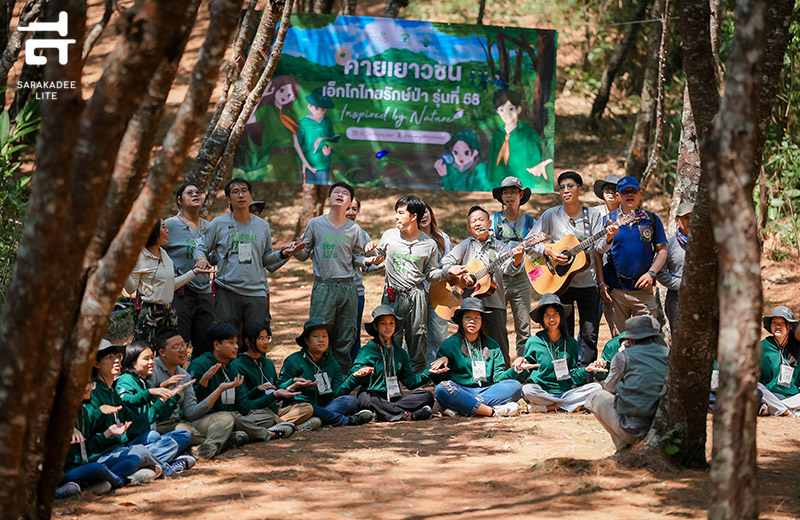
[221,387,236,405]
[80,439,88,463]
[386,376,401,399]
[238,242,252,263]
[552,358,570,381]
[710,369,719,390]
[778,364,794,388]
[315,372,332,394]
[265,388,275,396]
[472,360,487,382]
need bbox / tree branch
[0,0,45,90]
[639,0,670,190]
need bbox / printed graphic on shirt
[184,238,198,259]
[230,233,257,255]
[390,250,420,276]
[321,234,351,259]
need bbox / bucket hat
[249,200,265,215]
[492,176,531,206]
[763,306,798,334]
[96,339,125,360]
[296,317,337,348]
[530,293,573,325]
[623,315,663,340]
[365,305,403,338]
[452,297,492,325]
[593,174,622,200]
[676,202,694,217]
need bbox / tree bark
[624,0,667,179]
[477,0,486,24]
[705,0,769,516]
[589,0,650,124]
[81,0,115,61]
[343,0,357,15]
[0,0,45,92]
[666,86,702,235]
[0,0,17,106]
[384,0,408,18]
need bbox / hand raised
[353,366,375,378]
[99,404,122,415]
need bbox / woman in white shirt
[420,201,452,365]
[126,219,214,346]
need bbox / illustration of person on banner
[434,129,490,192]
[488,89,552,192]
[297,87,340,185]
[235,75,312,183]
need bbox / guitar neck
[566,212,638,255]
[475,234,543,278]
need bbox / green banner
[234,14,557,193]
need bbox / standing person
[585,316,669,452]
[436,205,526,366]
[164,183,215,356]
[592,174,622,333]
[526,171,608,366]
[430,298,528,417]
[293,182,380,372]
[656,202,693,331]
[148,329,242,460]
[126,219,215,346]
[520,294,603,412]
[188,322,299,444]
[340,306,435,422]
[419,201,453,364]
[277,318,375,427]
[366,195,440,373]
[194,178,304,331]
[231,321,318,430]
[597,176,668,336]
[757,306,800,416]
[491,176,536,358]
[345,196,380,361]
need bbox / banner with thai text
[234,14,557,193]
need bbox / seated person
[586,333,626,382]
[757,306,800,416]
[430,298,526,417]
[520,294,603,412]
[148,329,241,460]
[340,306,434,422]
[117,341,196,474]
[277,318,375,427]
[584,316,669,451]
[188,322,298,443]
[231,321,317,430]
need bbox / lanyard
[303,353,325,375]
[379,344,397,379]
[544,337,566,362]
[255,357,272,385]
[463,337,483,363]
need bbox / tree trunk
[666,85,702,235]
[0,0,45,93]
[82,0,115,61]
[624,0,667,178]
[589,0,649,124]
[384,0,408,17]
[296,183,327,238]
[705,0,769,516]
[343,0,358,15]
[477,0,486,24]
[0,0,17,106]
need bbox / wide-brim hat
[492,176,531,206]
[305,87,334,109]
[249,201,265,215]
[96,339,125,360]
[763,306,798,334]
[452,297,492,325]
[676,202,694,217]
[296,317,337,348]
[624,315,663,340]
[364,305,403,337]
[593,174,622,200]
[445,129,482,157]
[530,293,573,324]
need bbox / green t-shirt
[760,336,800,397]
[441,161,490,192]
[230,353,281,413]
[340,340,430,395]
[298,115,335,171]
[487,122,544,190]
[594,333,624,382]
[432,333,519,387]
[522,331,588,395]
[188,352,276,415]
[277,348,346,406]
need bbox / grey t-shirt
[194,213,287,297]
[374,228,440,291]
[294,215,366,280]
[491,210,536,249]
[164,215,211,293]
[527,205,605,288]
[147,357,210,424]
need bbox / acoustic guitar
[525,211,645,295]
[430,232,546,320]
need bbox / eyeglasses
[463,315,483,323]
[230,189,249,196]
[171,344,188,352]
[184,189,202,196]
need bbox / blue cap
[616,176,640,192]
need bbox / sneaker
[55,482,81,499]
[411,405,432,421]
[443,408,458,417]
[127,468,157,485]
[758,403,770,416]
[88,481,112,495]
[297,417,323,431]
[347,409,375,426]
[493,402,519,417]
[175,455,196,470]
[267,421,297,439]
[191,443,218,460]
[224,430,249,450]
[168,454,196,475]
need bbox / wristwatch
[647,269,656,278]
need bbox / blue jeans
[304,168,330,185]
[351,294,366,361]
[129,429,191,475]
[312,395,358,427]
[62,460,132,489]
[435,380,522,416]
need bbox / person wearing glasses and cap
[339,306,435,422]
[758,306,800,416]
[656,202,693,331]
[584,315,669,452]
[491,176,537,358]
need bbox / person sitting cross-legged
[584,316,669,452]
[277,318,375,427]
[430,298,527,418]
[340,306,435,422]
[520,294,603,413]
[757,306,800,416]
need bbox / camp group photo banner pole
[234,14,557,194]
